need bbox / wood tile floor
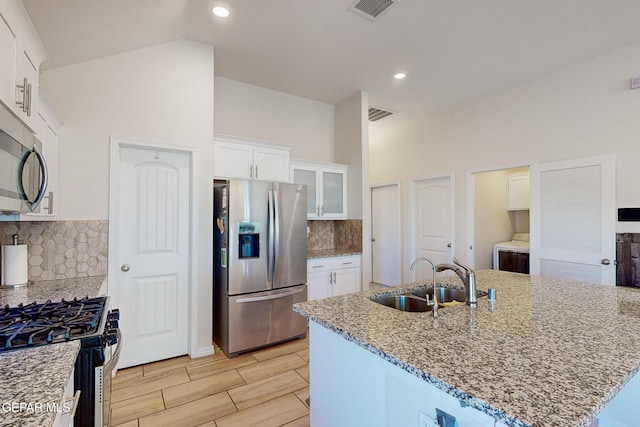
[111,337,310,427]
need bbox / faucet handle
[452,257,471,273]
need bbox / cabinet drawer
[331,255,361,270]
[308,258,332,272]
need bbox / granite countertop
[294,269,640,427]
[0,341,80,427]
[307,248,362,259]
[0,275,106,306]
[0,275,106,427]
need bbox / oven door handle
[104,329,122,373]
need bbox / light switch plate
[631,76,640,89]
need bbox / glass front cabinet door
[291,160,347,219]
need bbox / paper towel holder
[1,234,29,289]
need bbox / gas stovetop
[0,296,107,352]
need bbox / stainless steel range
[0,296,120,427]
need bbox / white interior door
[413,177,452,280]
[371,184,401,286]
[117,146,191,367]
[530,154,616,285]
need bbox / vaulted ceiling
[23,0,640,123]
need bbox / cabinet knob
[121,264,131,272]
[601,259,611,265]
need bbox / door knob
[601,259,611,266]
[121,264,131,272]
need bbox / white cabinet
[0,1,47,132]
[20,88,62,220]
[307,255,361,300]
[0,9,17,109]
[507,171,530,211]
[213,134,291,182]
[291,160,348,219]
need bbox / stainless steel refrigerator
[213,179,308,357]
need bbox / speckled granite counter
[307,248,361,259]
[0,275,106,306]
[0,341,80,427]
[0,275,106,427]
[294,270,640,427]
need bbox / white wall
[335,92,366,219]
[335,91,371,286]
[370,41,640,278]
[40,39,215,357]
[474,170,513,269]
[214,77,335,162]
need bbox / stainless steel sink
[412,287,487,304]
[370,286,488,312]
[412,287,466,303]
[369,294,434,312]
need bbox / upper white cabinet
[291,160,348,219]
[29,89,63,219]
[507,171,530,211]
[20,88,62,219]
[0,1,47,132]
[213,134,291,182]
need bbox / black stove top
[0,296,107,352]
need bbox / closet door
[530,154,615,285]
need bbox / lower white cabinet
[307,255,361,300]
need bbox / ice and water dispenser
[238,222,260,259]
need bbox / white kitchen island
[293,270,640,427]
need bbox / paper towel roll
[1,244,28,287]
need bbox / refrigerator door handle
[273,189,280,281]
[268,190,275,284]
[235,288,304,303]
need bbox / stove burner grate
[0,297,106,351]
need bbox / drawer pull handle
[312,265,325,268]
[342,262,353,265]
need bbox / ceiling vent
[368,106,394,122]
[350,0,398,21]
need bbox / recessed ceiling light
[212,6,230,17]
[393,72,407,80]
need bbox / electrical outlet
[419,410,436,427]
[436,408,458,427]
[631,76,640,89]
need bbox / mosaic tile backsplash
[1,221,108,282]
[308,220,362,251]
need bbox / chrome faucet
[435,257,477,306]
[410,257,438,317]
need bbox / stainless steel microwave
[0,106,48,214]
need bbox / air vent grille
[350,0,397,21]
[368,106,394,122]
